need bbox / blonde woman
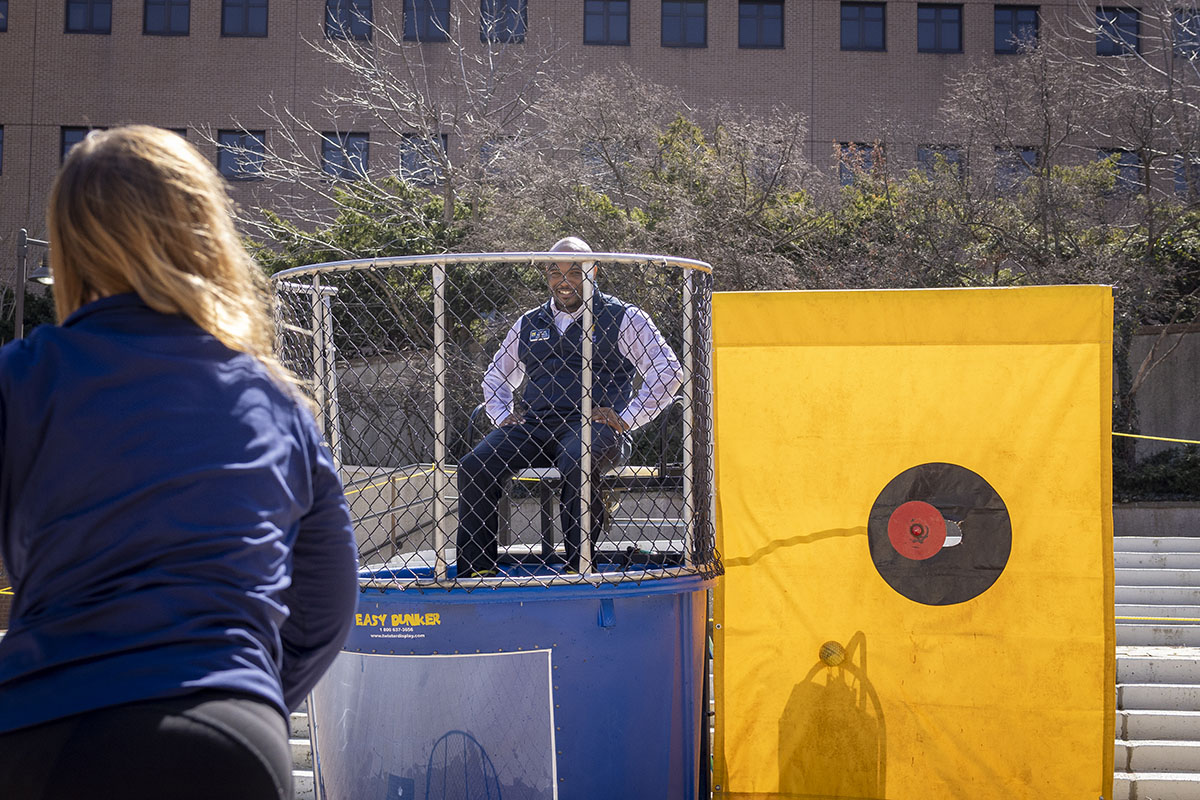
[0,126,358,799]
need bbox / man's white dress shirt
[482,299,684,432]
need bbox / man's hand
[592,407,629,433]
[499,413,523,427]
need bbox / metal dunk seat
[466,396,685,568]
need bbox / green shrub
[1114,445,1200,502]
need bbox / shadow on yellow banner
[712,286,1114,800]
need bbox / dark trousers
[457,417,628,573]
[0,689,292,800]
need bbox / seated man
[456,237,683,577]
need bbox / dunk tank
[271,253,722,800]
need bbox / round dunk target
[868,463,1011,605]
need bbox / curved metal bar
[270,252,713,282]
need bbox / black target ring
[868,463,1012,605]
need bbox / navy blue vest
[516,294,636,421]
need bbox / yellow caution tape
[342,466,451,497]
[1113,432,1200,446]
[1116,615,1200,622]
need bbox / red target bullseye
[887,500,947,560]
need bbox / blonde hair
[47,125,296,392]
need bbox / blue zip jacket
[0,294,359,733]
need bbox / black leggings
[0,689,293,800]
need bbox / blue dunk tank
[272,253,722,799]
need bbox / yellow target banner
[712,286,1114,799]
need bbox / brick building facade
[1,0,1106,256]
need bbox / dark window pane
[66,0,111,32]
[1175,153,1200,197]
[61,127,92,162]
[68,3,87,29]
[584,14,604,41]
[323,132,369,179]
[146,3,164,31]
[248,5,267,33]
[218,131,266,180]
[399,133,447,184]
[585,0,629,44]
[0,1,8,32]
[327,0,372,39]
[842,3,885,50]
[918,4,961,52]
[739,0,783,48]
[1175,11,1200,56]
[1097,7,1139,55]
[611,13,628,42]
[663,17,682,43]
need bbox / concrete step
[1120,683,1200,712]
[1118,650,1200,684]
[1118,604,1200,620]
[1116,536,1200,554]
[1118,710,1200,741]
[294,769,315,800]
[1117,623,1200,647]
[1113,771,1200,800]
[1116,568,1200,586]
[290,710,310,739]
[1117,551,1200,569]
[290,737,313,770]
[1117,585,1200,605]
[1115,739,1200,772]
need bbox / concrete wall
[1114,503,1200,538]
[1128,325,1200,459]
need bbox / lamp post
[14,228,51,340]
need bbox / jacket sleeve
[277,423,359,710]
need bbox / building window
[663,1,707,47]
[584,0,629,45]
[1174,10,1200,57]
[481,0,525,43]
[739,0,783,48]
[995,146,1037,191]
[1099,149,1141,192]
[322,132,369,180]
[223,0,267,37]
[218,130,266,181]
[918,4,961,52]
[144,0,189,35]
[404,0,449,41]
[399,132,447,184]
[61,127,96,162]
[326,0,371,40]
[65,0,112,33]
[839,142,881,185]
[0,1,8,31]
[994,5,1037,53]
[1175,153,1200,198]
[1096,7,1138,56]
[918,145,964,177]
[841,2,885,51]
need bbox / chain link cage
[271,253,721,590]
